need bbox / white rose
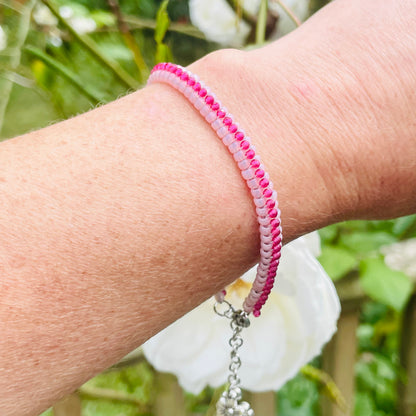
[0,25,6,52]
[142,232,340,393]
[189,0,310,46]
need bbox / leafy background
[0,0,415,414]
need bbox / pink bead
[272,228,281,238]
[187,77,195,86]
[250,159,260,169]
[245,149,255,159]
[259,178,270,188]
[266,199,275,209]
[240,140,250,150]
[223,117,232,126]
[205,95,214,105]
[193,82,201,92]
[269,208,278,218]
[175,68,183,76]
[263,188,273,198]
[199,88,207,97]
[169,65,177,73]
[235,131,244,141]
[270,218,280,228]
[228,124,238,133]
[255,169,265,178]
[253,310,261,317]
[273,236,282,245]
[180,72,189,81]
[217,110,226,118]
[211,102,220,111]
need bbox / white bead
[242,169,254,180]
[233,150,245,162]
[250,187,262,198]
[184,85,193,98]
[194,97,205,110]
[228,141,240,154]
[200,105,210,117]
[238,159,250,170]
[206,112,217,123]
[217,126,228,138]
[222,133,235,146]
[211,119,223,131]
[247,178,258,189]
[258,216,270,226]
[254,197,265,207]
[178,80,187,92]
[260,248,272,258]
[256,206,268,217]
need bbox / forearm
[2,0,416,414]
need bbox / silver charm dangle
[214,302,254,416]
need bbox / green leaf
[318,246,358,281]
[392,214,416,236]
[360,258,413,311]
[354,393,375,416]
[154,0,170,44]
[339,231,397,254]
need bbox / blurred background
[1,0,416,415]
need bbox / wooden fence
[52,277,416,416]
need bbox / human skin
[1,0,416,414]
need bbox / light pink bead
[206,112,217,123]
[217,126,228,138]
[211,119,223,131]
[238,159,251,170]
[228,141,240,154]
[233,150,245,162]
[241,169,255,180]
[222,133,235,146]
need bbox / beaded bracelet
[148,63,282,415]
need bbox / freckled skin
[1,0,416,414]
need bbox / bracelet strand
[148,62,282,317]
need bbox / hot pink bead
[199,88,207,97]
[245,149,255,159]
[211,102,220,111]
[217,110,226,118]
[240,140,250,150]
[193,82,201,92]
[223,117,232,126]
[205,95,214,105]
[250,159,260,169]
[187,77,195,86]
[270,218,280,228]
[273,236,282,246]
[255,169,265,178]
[273,251,282,260]
[263,188,273,198]
[180,72,189,82]
[175,68,183,76]
[266,199,275,209]
[228,124,238,133]
[259,178,270,188]
[272,228,281,238]
[269,208,278,218]
[169,65,177,73]
[235,131,244,141]
[253,309,261,317]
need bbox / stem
[40,0,140,90]
[123,16,205,40]
[255,0,268,45]
[223,0,257,26]
[0,0,35,137]
[272,0,302,27]
[79,386,149,409]
[107,0,148,82]
[24,46,103,104]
